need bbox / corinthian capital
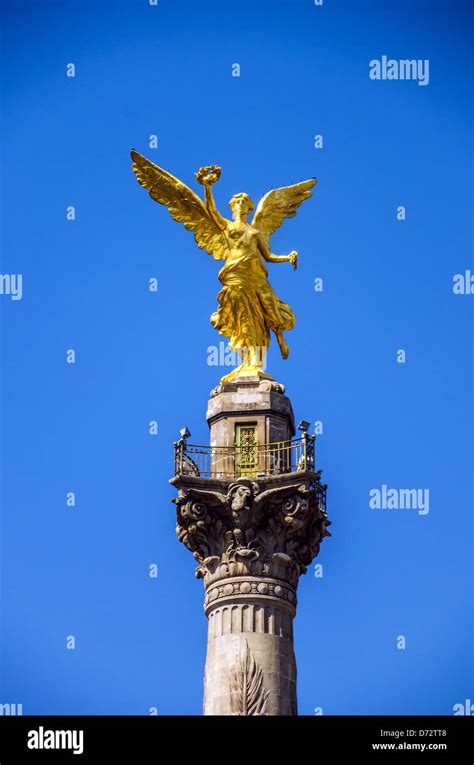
[172,474,330,588]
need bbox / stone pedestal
[170,377,330,715]
[207,376,295,448]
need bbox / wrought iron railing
[173,433,316,479]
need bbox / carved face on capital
[229,193,254,220]
[229,484,252,512]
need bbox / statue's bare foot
[277,332,289,359]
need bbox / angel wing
[252,178,317,248]
[130,150,227,261]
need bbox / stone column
[203,575,297,715]
[170,378,330,716]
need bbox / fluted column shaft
[203,577,297,715]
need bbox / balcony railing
[173,433,316,479]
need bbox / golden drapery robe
[210,248,296,353]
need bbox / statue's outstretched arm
[252,178,315,273]
[257,234,298,270]
[204,184,227,231]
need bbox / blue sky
[1,0,472,715]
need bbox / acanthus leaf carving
[173,476,330,587]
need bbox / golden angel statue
[131,150,317,383]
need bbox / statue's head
[229,193,254,219]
